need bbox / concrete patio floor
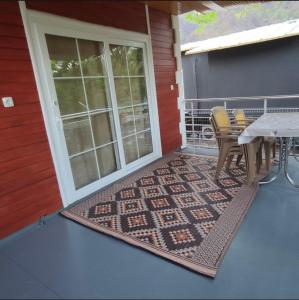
[1,152,299,299]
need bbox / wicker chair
[210,106,262,184]
[233,109,276,170]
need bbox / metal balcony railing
[183,94,299,150]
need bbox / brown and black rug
[61,152,259,277]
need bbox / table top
[238,112,299,144]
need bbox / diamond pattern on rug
[201,190,232,204]
[172,165,196,174]
[227,166,246,177]
[88,201,117,218]
[217,178,241,189]
[195,220,216,238]
[158,174,183,185]
[153,167,174,176]
[152,208,188,228]
[120,211,155,232]
[167,159,187,167]
[180,172,204,182]
[211,202,230,214]
[172,246,198,258]
[226,187,242,197]
[188,179,219,193]
[182,205,219,224]
[193,164,214,172]
[172,193,206,208]
[141,185,166,198]
[205,168,231,180]
[136,176,160,187]
[164,182,192,195]
[62,152,254,277]
[91,215,119,230]
[128,228,165,249]
[118,198,147,215]
[161,224,202,251]
[145,195,176,211]
[115,187,141,201]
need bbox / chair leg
[272,142,276,158]
[264,142,271,171]
[257,144,262,174]
[225,155,234,170]
[236,154,242,166]
[246,143,257,185]
[215,143,230,180]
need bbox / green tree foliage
[234,3,263,19]
[184,10,218,33]
[180,1,299,44]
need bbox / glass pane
[46,34,80,77]
[91,112,115,147]
[114,78,131,107]
[63,116,93,156]
[70,151,99,189]
[78,39,104,76]
[131,77,147,104]
[84,78,111,110]
[127,47,144,75]
[110,45,128,76]
[118,107,135,137]
[123,135,138,164]
[54,79,87,115]
[137,130,153,157]
[134,105,150,132]
[97,143,119,177]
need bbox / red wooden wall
[0,1,62,239]
[0,1,181,238]
[26,0,147,34]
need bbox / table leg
[259,137,283,185]
[259,137,299,188]
[284,137,299,188]
[291,138,299,162]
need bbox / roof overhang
[182,19,299,55]
[143,1,264,15]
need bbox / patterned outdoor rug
[61,152,259,277]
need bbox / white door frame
[19,4,162,207]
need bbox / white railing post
[224,100,227,109]
[264,98,268,113]
[191,101,195,152]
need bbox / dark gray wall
[182,36,299,108]
[182,54,197,99]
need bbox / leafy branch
[184,10,218,33]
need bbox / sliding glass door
[110,44,153,164]
[45,34,154,192]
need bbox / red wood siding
[0,1,62,238]
[0,1,181,238]
[149,8,181,154]
[26,0,147,34]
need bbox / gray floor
[1,153,299,299]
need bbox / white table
[238,112,299,187]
